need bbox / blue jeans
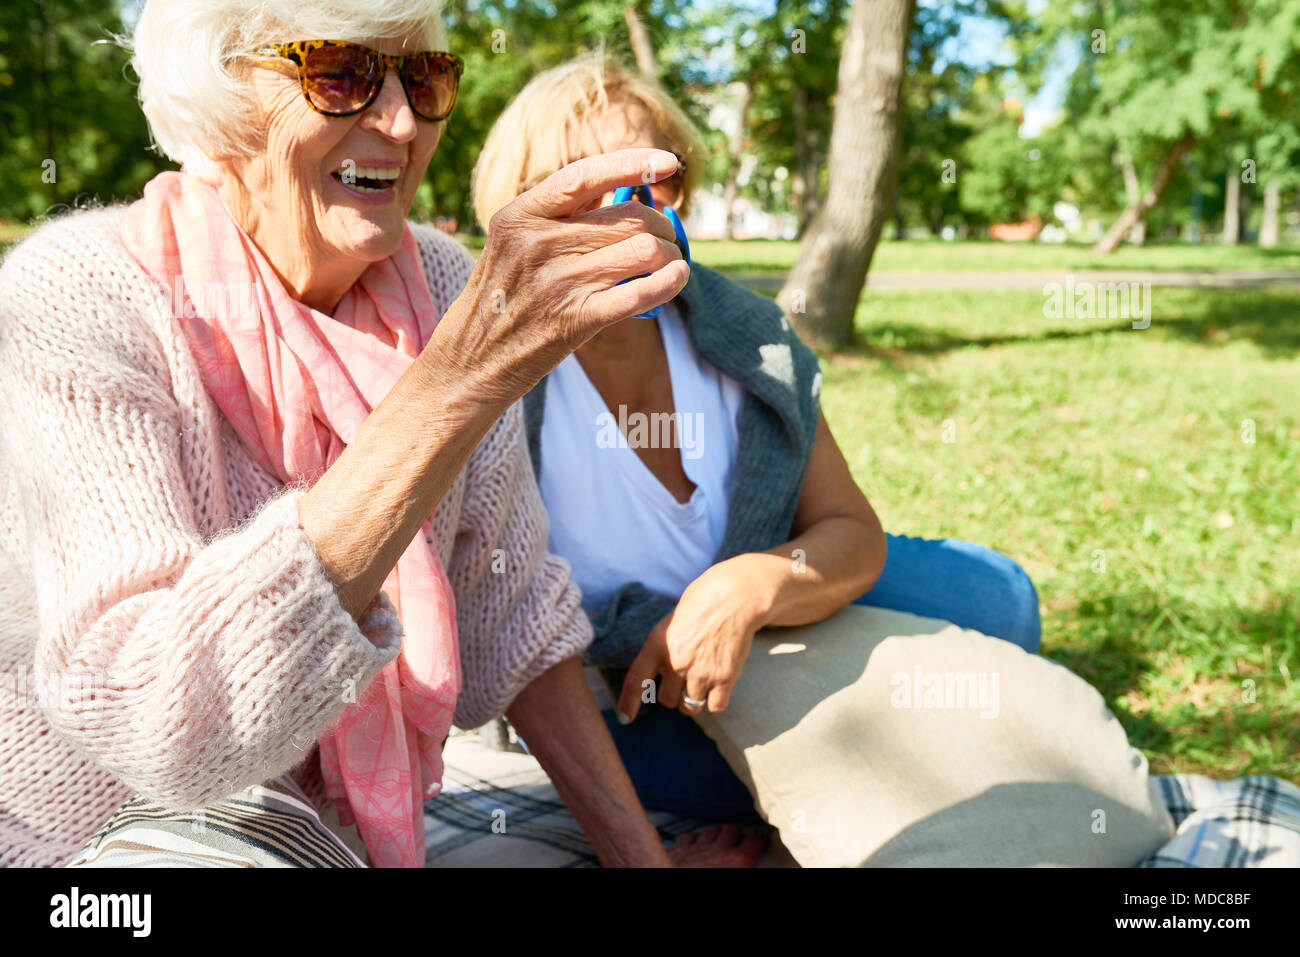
[598,532,1042,823]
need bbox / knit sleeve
[445,401,593,729]
[0,222,403,809]
[408,222,476,320]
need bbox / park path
[732,268,1300,292]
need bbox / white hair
[125,0,447,178]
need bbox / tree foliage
[0,0,159,221]
[959,106,1068,225]
[1000,0,1300,247]
[2,0,1296,241]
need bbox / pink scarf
[121,171,460,868]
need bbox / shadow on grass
[1044,591,1299,777]
[838,288,1300,361]
[733,274,1300,360]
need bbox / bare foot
[668,823,768,868]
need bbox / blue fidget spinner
[611,184,691,319]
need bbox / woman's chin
[327,212,406,262]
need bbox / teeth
[348,165,401,180]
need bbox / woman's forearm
[300,150,691,623]
[505,657,672,867]
[745,515,887,631]
[728,409,886,633]
[298,293,512,621]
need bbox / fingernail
[617,712,631,725]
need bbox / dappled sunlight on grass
[847,287,1300,359]
[812,284,1300,781]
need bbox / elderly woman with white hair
[0,0,764,868]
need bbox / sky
[925,0,1069,136]
[703,0,1070,135]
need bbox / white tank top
[538,301,746,613]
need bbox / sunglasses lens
[403,54,459,120]
[302,44,378,114]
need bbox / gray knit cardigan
[523,263,823,669]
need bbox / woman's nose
[361,70,419,142]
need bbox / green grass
[693,236,1300,274]
[808,283,1300,781]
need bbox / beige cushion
[694,605,1174,867]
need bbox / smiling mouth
[331,165,402,194]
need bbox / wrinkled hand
[451,147,688,406]
[619,557,765,720]
[668,824,768,868]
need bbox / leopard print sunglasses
[246,40,463,122]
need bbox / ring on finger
[681,693,706,711]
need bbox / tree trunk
[622,5,657,79]
[1237,179,1252,241]
[721,177,739,240]
[777,0,915,348]
[1119,153,1146,244]
[1224,167,1241,243]
[722,81,752,241]
[1260,182,1281,248]
[791,84,823,235]
[1093,134,1197,254]
[792,84,810,232]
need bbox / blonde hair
[471,52,704,227]
[125,0,447,181]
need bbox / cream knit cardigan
[0,207,593,867]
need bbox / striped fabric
[61,733,716,869]
[66,775,364,869]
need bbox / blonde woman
[472,54,1042,823]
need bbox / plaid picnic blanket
[425,733,1300,868]
[1138,773,1300,868]
[423,733,723,867]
